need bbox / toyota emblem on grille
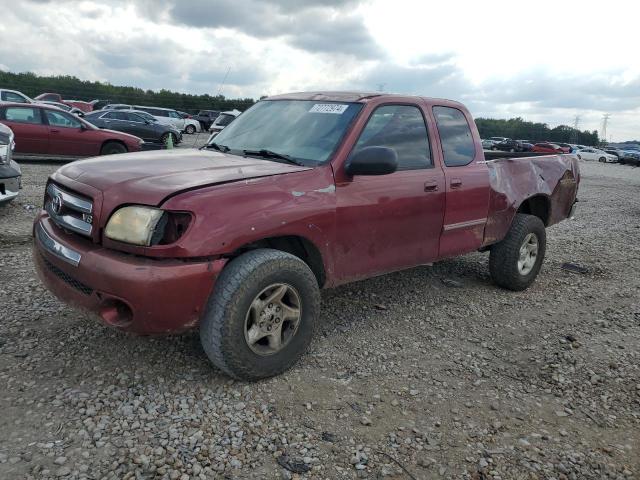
[51,193,63,215]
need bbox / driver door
[333,104,445,283]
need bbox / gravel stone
[1,158,639,479]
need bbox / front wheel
[598,156,606,163]
[185,124,196,134]
[100,141,127,155]
[200,249,320,380]
[489,214,546,291]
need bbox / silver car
[0,122,20,205]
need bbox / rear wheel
[489,214,546,291]
[200,249,320,380]
[185,124,196,134]
[100,141,127,155]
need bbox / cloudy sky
[1,0,638,140]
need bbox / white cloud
[2,0,639,139]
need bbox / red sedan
[531,142,565,154]
[0,102,143,159]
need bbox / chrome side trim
[47,183,92,213]
[46,201,93,235]
[443,218,487,232]
[35,222,82,267]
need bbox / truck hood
[55,148,312,205]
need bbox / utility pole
[571,115,581,143]
[601,114,610,145]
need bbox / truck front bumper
[33,215,226,334]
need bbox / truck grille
[45,183,94,237]
[41,255,93,296]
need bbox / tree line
[475,117,600,146]
[1,71,603,145]
[0,71,255,113]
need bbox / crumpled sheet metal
[483,155,580,245]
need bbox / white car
[576,148,617,163]
[0,88,33,104]
[207,109,241,141]
[183,117,201,134]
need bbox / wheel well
[517,195,550,226]
[229,236,326,287]
[101,139,127,152]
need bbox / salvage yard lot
[0,160,639,479]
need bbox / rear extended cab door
[429,103,491,258]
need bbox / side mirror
[80,123,88,131]
[345,146,398,176]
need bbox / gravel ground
[1,157,639,480]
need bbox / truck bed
[482,153,580,245]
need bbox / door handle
[450,178,463,188]
[424,181,439,192]
[50,129,60,133]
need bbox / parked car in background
[0,122,21,205]
[516,140,534,151]
[481,139,496,149]
[603,148,625,160]
[490,136,509,143]
[1,88,33,104]
[0,103,143,159]
[493,139,525,152]
[569,144,587,152]
[32,92,579,380]
[194,110,220,130]
[100,104,199,134]
[620,150,640,165]
[576,148,617,163]
[207,109,240,139]
[83,110,182,145]
[38,101,85,117]
[34,93,94,113]
[101,104,133,110]
[554,143,572,153]
[532,143,564,154]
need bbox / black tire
[598,156,606,163]
[577,154,581,160]
[185,124,196,134]
[200,249,320,380]
[619,158,626,164]
[100,141,127,155]
[161,132,178,146]
[489,214,546,291]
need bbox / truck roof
[265,91,464,108]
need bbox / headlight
[104,205,192,246]
[105,206,165,246]
[0,133,14,165]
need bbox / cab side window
[433,106,476,167]
[352,105,431,170]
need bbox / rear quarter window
[433,106,476,167]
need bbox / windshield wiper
[242,149,304,166]
[203,142,230,152]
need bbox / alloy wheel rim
[244,283,301,355]
[517,233,539,275]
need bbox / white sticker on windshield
[309,103,349,114]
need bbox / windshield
[211,100,363,165]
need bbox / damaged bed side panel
[483,154,580,246]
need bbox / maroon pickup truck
[33,92,579,380]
